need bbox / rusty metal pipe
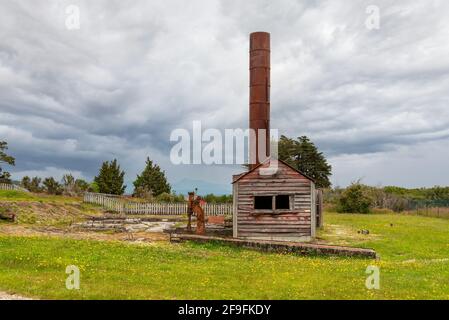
[249,32,270,170]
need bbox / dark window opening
[254,196,273,210]
[275,195,290,210]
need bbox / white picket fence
[0,183,29,193]
[83,192,232,216]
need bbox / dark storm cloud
[1,0,449,188]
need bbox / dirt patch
[402,258,449,265]
[0,199,176,244]
[0,224,169,243]
[317,224,379,246]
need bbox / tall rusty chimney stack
[249,32,270,170]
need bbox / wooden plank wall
[235,161,312,239]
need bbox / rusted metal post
[187,192,194,232]
[249,32,270,170]
[193,196,206,235]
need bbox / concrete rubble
[72,218,177,233]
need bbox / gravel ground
[0,291,33,300]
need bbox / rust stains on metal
[249,31,270,170]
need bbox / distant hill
[172,178,231,196]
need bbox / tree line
[0,140,174,198]
[20,174,91,195]
[93,157,171,198]
[0,141,15,183]
[2,135,335,202]
[17,157,174,199]
[325,182,449,214]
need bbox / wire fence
[403,199,449,219]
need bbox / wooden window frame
[252,194,294,215]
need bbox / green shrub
[154,192,185,203]
[202,193,233,203]
[133,186,154,201]
[42,177,63,195]
[336,182,373,213]
[88,181,100,193]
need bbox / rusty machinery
[187,190,206,235]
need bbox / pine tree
[94,159,126,195]
[278,135,332,188]
[133,157,171,197]
[0,141,15,184]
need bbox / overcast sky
[1,0,449,193]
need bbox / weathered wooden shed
[232,158,316,242]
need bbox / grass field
[0,190,102,227]
[0,190,81,203]
[1,203,449,299]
